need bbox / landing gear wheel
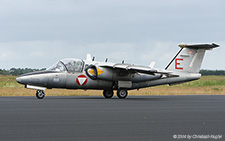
[36,90,45,99]
[103,90,114,98]
[117,89,128,99]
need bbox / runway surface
[0,95,224,141]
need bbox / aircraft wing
[99,63,178,76]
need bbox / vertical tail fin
[165,43,219,73]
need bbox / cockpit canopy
[47,58,84,73]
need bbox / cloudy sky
[0,0,224,70]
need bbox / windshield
[47,61,66,72]
[61,58,84,73]
[47,58,84,73]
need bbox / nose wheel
[36,90,45,99]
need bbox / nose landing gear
[36,90,45,99]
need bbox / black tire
[103,90,114,98]
[117,89,128,99]
[36,90,45,99]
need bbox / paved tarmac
[0,95,224,141]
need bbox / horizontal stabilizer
[178,43,219,50]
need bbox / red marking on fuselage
[175,58,183,70]
[187,50,194,54]
[76,75,88,86]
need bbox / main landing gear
[117,89,128,99]
[103,89,128,99]
[103,90,114,98]
[36,90,45,99]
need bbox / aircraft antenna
[92,57,95,61]
[105,58,108,62]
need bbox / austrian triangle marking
[76,75,88,86]
[78,78,87,85]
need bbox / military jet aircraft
[16,43,219,99]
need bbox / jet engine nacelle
[85,65,114,81]
[85,65,162,82]
[85,65,98,80]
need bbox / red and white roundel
[76,75,88,86]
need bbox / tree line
[0,68,46,76]
[0,68,225,76]
[199,70,225,76]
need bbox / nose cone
[16,71,49,87]
[16,74,34,85]
[16,77,22,84]
[16,76,29,85]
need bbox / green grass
[0,75,22,88]
[0,75,225,96]
[177,76,225,87]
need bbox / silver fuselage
[16,60,201,91]
[15,43,219,99]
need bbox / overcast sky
[0,0,224,70]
